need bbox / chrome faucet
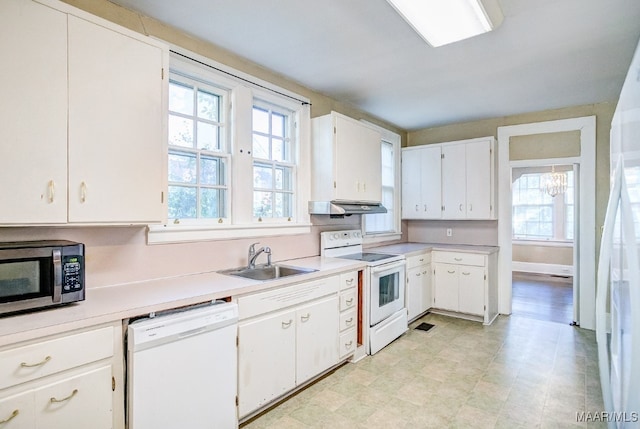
[247,242,272,269]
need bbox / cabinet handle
[363,182,366,192]
[469,204,473,212]
[462,272,471,276]
[424,204,427,212]
[415,204,419,211]
[301,313,310,322]
[50,389,78,404]
[0,410,19,424]
[345,317,353,324]
[345,278,354,285]
[80,181,87,203]
[345,340,353,349]
[20,355,51,368]
[447,270,456,274]
[459,204,463,211]
[454,257,462,261]
[415,272,421,277]
[48,180,55,203]
[419,258,424,262]
[345,298,354,306]
[281,319,293,329]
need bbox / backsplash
[407,220,498,246]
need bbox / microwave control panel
[62,256,83,293]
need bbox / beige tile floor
[241,313,605,429]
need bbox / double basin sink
[220,264,317,281]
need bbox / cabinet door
[441,144,466,219]
[406,266,424,320]
[465,140,492,219]
[0,0,68,224]
[334,115,381,202]
[401,149,422,219]
[34,366,112,429]
[433,263,459,311]
[68,16,165,223]
[238,309,296,417]
[0,390,35,429]
[458,265,485,316]
[296,296,339,384]
[420,146,443,219]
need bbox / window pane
[274,192,292,217]
[272,137,285,162]
[253,191,272,217]
[197,121,219,151]
[168,152,196,184]
[168,115,194,148]
[271,112,285,137]
[168,186,196,219]
[252,134,270,159]
[200,156,225,186]
[254,164,272,189]
[200,188,223,218]
[274,166,292,191]
[197,90,219,121]
[169,81,193,115]
[252,107,269,134]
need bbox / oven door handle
[370,260,405,275]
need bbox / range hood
[308,201,387,216]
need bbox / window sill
[147,222,312,244]
[363,232,403,245]
[512,239,573,247]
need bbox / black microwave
[0,240,85,316]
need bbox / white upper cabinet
[312,112,382,203]
[0,0,168,225]
[402,136,495,220]
[401,145,442,219]
[0,0,68,224]
[68,16,166,223]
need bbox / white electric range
[321,230,407,355]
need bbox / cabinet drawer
[339,289,357,311]
[339,329,356,358]
[406,252,430,269]
[339,309,357,332]
[0,326,114,390]
[432,251,485,267]
[238,276,339,320]
[339,271,357,291]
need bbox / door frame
[497,116,596,329]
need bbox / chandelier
[540,165,568,197]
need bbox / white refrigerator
[597,36,640,428]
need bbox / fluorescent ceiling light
[386,0,504,47]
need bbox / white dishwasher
[127,302,238,429]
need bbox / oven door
[369,260,406,326]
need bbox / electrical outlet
[446,228,452,237]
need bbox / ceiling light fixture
[540,165,568,197]
[386,0,504,47]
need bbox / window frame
[148,49,311,244]
[362,123,402,243]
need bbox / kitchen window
[252,103,295,221]
[512,168,574,241]
[167,75,229,222]
[363,127,402,242]
[148,51,311,243]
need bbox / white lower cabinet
[237,274,349,418]
[406,252,432,321]
[432,250,499,324]
[0,323,123,429]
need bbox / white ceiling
[111,0,640,131]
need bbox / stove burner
[339,252,398,263]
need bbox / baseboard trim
[512,261,573,276]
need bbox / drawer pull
[0,410,19,424]
[345,340,353,349]
[281,319,293,329]
[300,313,310,322]
[459,204,463,211]
[345,298,354,306]
[454,257,462,261]
[422,271,428,275]
[50,389,78,404]
[345,278,354,285]
[345,317,353,324]
[447,270,455,274]
[419,258,424,262]
[462,272,471,276]
[415,204,419,211]
[415,273,421,277]
[20,355,51,368]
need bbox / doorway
[497,116,596,330]
[510,163,577,324]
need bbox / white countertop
[0,256,366,347]
[369,242,499,257]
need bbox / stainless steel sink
[219,264,317,281]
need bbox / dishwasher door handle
[178,327,206,339]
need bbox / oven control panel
[321,230,363,251]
